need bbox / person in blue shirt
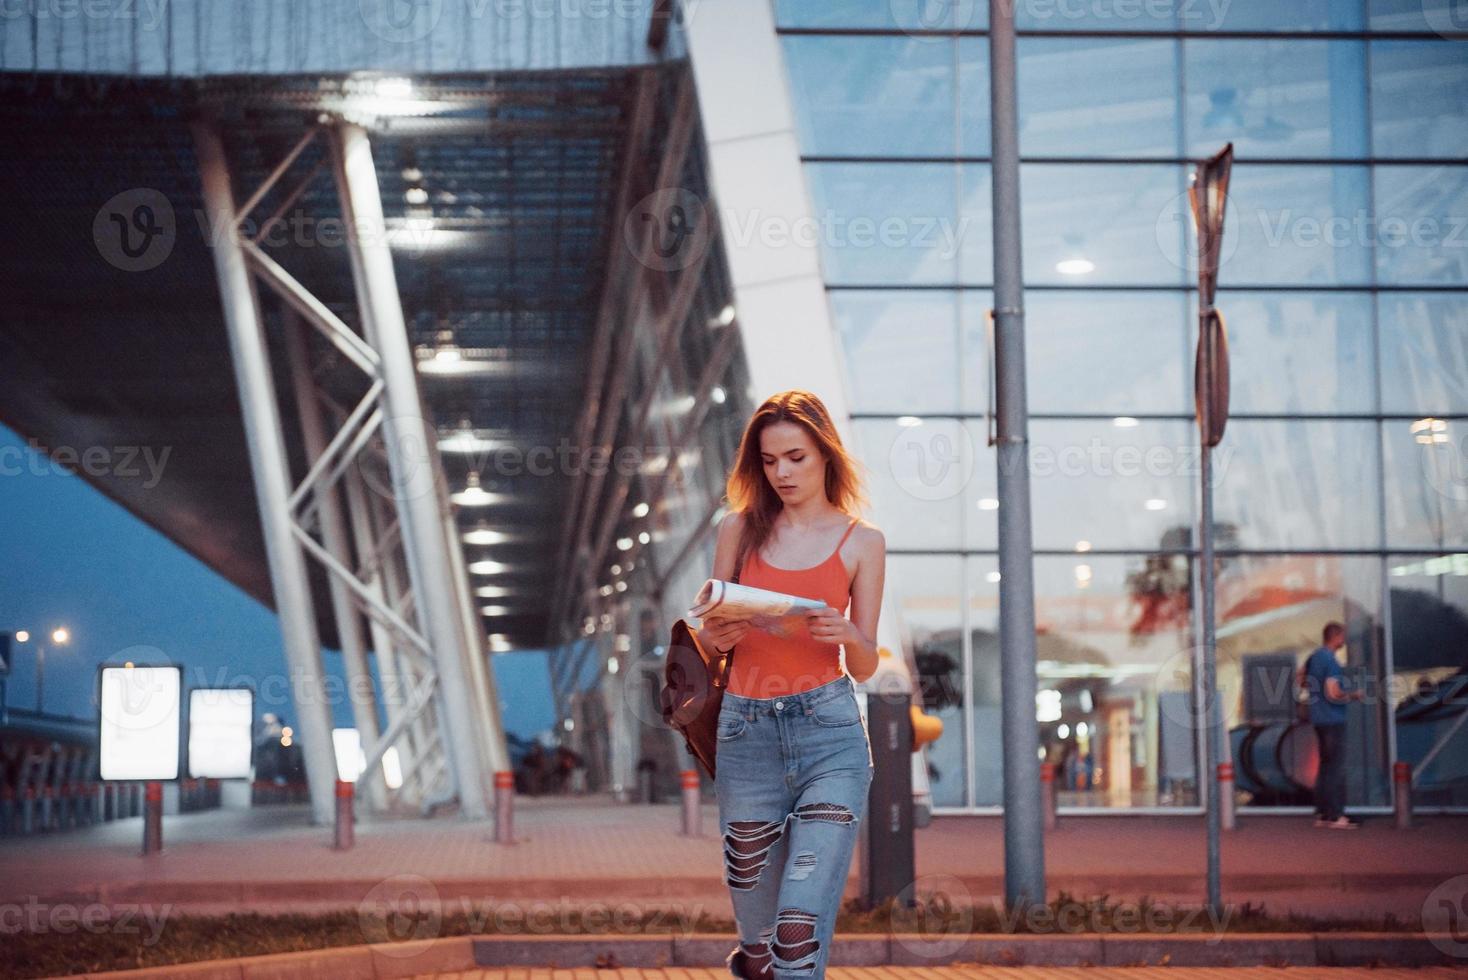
[1302,621,1365,829]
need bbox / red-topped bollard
[142,781,163,854]
[680,769,702,837]
[494,770,515,844]
[1394,761,1413,829]
[1218,762,1236,830]
[334,779,354,850]
[1040,763,1057,830]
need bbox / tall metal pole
[990,0,1046,912]
[331,122,489,820]
[193,121,339,826]
[1200,394,1222,914]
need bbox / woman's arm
[809,523,885,683]
[697,511,749,654]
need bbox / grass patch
[0,893,1422,979]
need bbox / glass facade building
[764,0,1468,812]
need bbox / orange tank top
[727,516,859,698]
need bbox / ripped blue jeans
[714,673,874,979]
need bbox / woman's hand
[806,606,858,645]
[702,616,750,653]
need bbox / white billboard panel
[99,665,181,781]
[188,688,254,779]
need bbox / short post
[680,769,701,837]
[1393,761,1413,829]
[142,781,163,854]
[334,780,354,850]
[0,785,14,836]
[494,770,515,844]
[21,786,35,835]
[40,785,54,831]
[1040,763,1057,831]
[1218,762,1236,831]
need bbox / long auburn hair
[725,390,870,570]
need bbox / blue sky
[0,422,555,742]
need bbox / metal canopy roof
[0,66,672,650]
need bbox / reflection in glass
[1024,291,1189,415]
[1370,41,1468,159]
[1215,420,1382,550]
[1378,293,1468,414]
[1214,165,1372,286]
[1031,554,1196,807]
[1210,291,1375,415]
[1208,0,1364,31]
[1014,0,1176,31]
[1028,419,1196,551]
[775,0,986,30]
[830,290,960,414]
[1382,420,1468,549]
[1373,166,1468,286]
[1368,0,1468,34]
[852,418,967,549]
[1216,555,1388,807]
[782,36,956,157]
[1184,40,1367,160]
[805,162,959,285]
[956,38,992,157]
[1388,554,1468,807]
[965,555,1001,806]
[1023,164,1186,286]
[891,554,967,808]
[1018,38,1179,159]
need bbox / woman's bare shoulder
[848,516,885,554]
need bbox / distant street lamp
[16,626,71,714]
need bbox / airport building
[0,0,1463,823]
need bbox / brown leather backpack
[658,546,744,780]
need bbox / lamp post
[20,627,70,715]
[1188,143,1233,919]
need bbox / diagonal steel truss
[193,119,505,822]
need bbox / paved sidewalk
[404,970,1468,979]
[2,794,1463,921]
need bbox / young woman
[698,390,886,980]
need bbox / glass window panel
[958,290,996,416]
[961,418,998,551]
[1207,0,1364,31]
[1382,420,1468,549]
[1387,553,1468,807]
[1023,164,1187,287]
[1369,0,1468,34]
[829,290,961,413]
[853,417,967,548]
[890,554,969,808]
[1214,420,1383,549]
[1216,555,1389,808]
[1014,0,1176,31]
[965,555,1003,806]
[1025,291,1189,415]
[1378,293,1468,415]
[805,162,960,285]
[782,36,956,157]
[1184,40,1367,160]
[1028,419,1197,551]
[1373,166,1468,286]
[1210,291,1375,415]
[1018,38,1180,159]
[956,38,992,157]
[1370,41,1468,160]
[1033,554,1197,808]
[958,164,994,285]
[775,0,986,30]
[1213,165,1373,286]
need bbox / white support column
[192,121,338,827]
[282,312,388,812]
[681,0,852,443]
[331,122,490,820]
